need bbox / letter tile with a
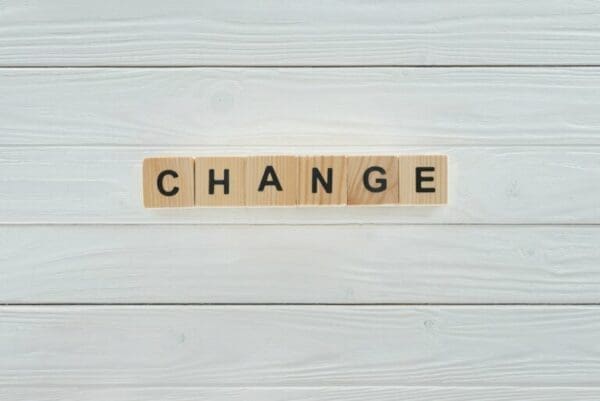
[246,156,298,206]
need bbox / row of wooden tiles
[143,155,447,207]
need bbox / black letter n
[312,167,333,194]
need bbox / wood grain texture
[2,1,600,397]
[1,0,600,66]
[142,157,195,208]
[196,157,246,207]
[399,155,448,205]
[2,306,600,387]
[298,156,347,206]
[3,67,600,146]
[0,146,597,224]
[246,156,298,206]
[347,156,399,205]
[1,225,599,303]
[4,386,600,401]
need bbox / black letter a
[258,165,283,192]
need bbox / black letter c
[157,169,179,196]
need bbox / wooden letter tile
[143,157,195,208]
[298,156,347,206]
[246,156,298,206]
[195,157,246,207]
[399,155,448,204]
[347,156,399,205]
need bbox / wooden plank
[0,146,598,224]
[4,386,600,401]
[3,67,600,146]
[1,0,600,66]
[1,225,599,303]
[2,306,600,386]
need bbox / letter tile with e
[398,155,448,205]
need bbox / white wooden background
[1,1,600,400]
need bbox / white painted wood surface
[1,225,599,303]
[0,146,597,224]
[2,306,600,387]
[3,68,600,146]
[5,387,600,401]
[1,0,600,66]
[2,1,600,399]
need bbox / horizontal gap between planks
[1,144,599,148]
[2,385,600,390]
[4,303,600,306]
[1,223,600,227]
[4,64,600,69]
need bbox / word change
[143,155,447,208]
